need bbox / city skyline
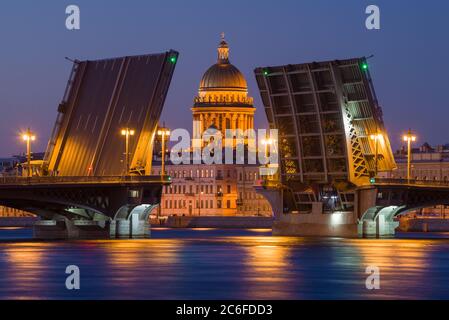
[2,1,449,303]
[0,0,448,157]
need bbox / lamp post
[403,129,417,183]
[261,138,273,179]
[22,128,36,177]
[157,128,170,178]
[370,133,382,177]
[198,191,204,216]
[261,138,273,161]
[121,128,135,175]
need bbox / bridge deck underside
[0,178,166,221]
[46,51,178,176]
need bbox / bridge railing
[0,175,171,186]
[374,178,449,187]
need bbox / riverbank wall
[162,216,273,229]
[0,217,39,227]
[398,218,449,232]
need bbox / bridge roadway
[255,177,449,238]
[357,178,449,237]
[0,175,170,186]
[372,178,449,189]
[0,175,171,239]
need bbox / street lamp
[22,128,36,177]
[157,128,170,178]
[261,138,274,180]
[121,128,135,175]
[370,133,383,177]
[403,129,417,182]
[261,138,273,164]
[199,191,204,216]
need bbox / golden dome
[199,35,248,93]
[200,64,247,92]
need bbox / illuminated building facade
[152,35,271,217]
[386,143,449,182]
[192,34,255,145]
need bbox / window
[128,190,139,198]
[227,185,231,193]
[227,200,231,209]
[217,200,222,209]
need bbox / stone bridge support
[357,206,400,238]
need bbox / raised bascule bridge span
[0,50,178,239]
[253,57,449,238]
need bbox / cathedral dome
[199,35,248,93]
[200,64,247,92]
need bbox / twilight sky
[0,0,448,157]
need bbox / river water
[1,227,449,299]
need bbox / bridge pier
[112,215,150,239]
[33,219,111,240]
[357,205,400,238]
[358,218,398,238]
[34,217,151,239]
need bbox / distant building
[0,153,44,217]
[0,207,34,218]
[152,35,272,217]
[384,143,449,216]
[0,157,19,176]
[385,143,449,181]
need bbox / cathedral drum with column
[192,34,256,144]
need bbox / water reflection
[1,243,48,299]
[348,239,432,299]
[242,242,293,299]
[0,229,449,299]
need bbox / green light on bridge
[370,177,376,184]
[169,55,177,64]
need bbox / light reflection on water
[1,227,449,299]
